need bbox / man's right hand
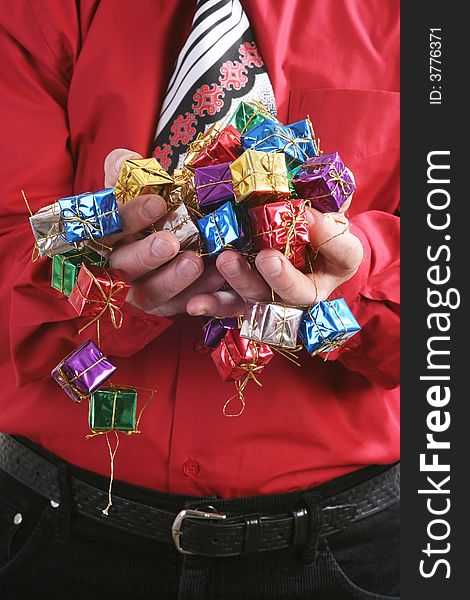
[103,148,225,317]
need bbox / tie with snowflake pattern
[153,0,276,171]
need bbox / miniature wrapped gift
[225,100,278,135]
[293,152,356,213]
[240,300,304,350]
[298,298,361,356]
[114,158,174,203]
[242,119,319,167]
[29,202,73,257]
[168,168,198,212]
[183,122,223,169]
[197,201,244,254]
[68,264,129,329]
[51,249,107,296]
[202,316,239,348]
[150,204,200,250]
[230,149,290,206]
[194,162,235,210]
[248,199,310,268]
[211,329,273,382]
[52,339,116,402]
[189,125,243,169]
[89,387,137,432]
[59,189,122,243]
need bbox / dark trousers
[0,439,399,599]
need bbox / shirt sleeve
[327,210,400,390]
[0,2,172,387]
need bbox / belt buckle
[172,506,227,555]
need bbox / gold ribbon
[306,165,355,202]
[249,126,311,167]
[62,194,119,241]
[233,153,289,201]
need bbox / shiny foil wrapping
[168,168,198,212]
[242,119,319,168]
[298,298,361,356]
[194,161,235,210]
[230,149,290,206]
[211,329,273,382]
[190,125,243,169]
[29,202,73,257]
[114,158,174,203]
[68,264,129,318]
[240,300,304,349]
[225,100,277,135]
[294,152,356,213]
[59,189,122,243]
[151,204,200,250]
[183,122,223,169]
[89,387,137,432]
[197,201,243,254]
[51,339,116,402]
[247,199,310,268]
[202,316,238,348]
[51,249,107,297]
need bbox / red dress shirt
[0,0,400,498]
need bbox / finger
[104,193,168,246]
[131,251,204,310]
[307,208,362,272]
[109,231,180,281]
[255,249,318,305]
[186,290,245,318]
[147,265,226,317]
[104,148,142,188]
[215,250,271,301]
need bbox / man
[0,1,399,598]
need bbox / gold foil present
[150,204,200,250]
[240,300,304,349]
[114,158,174,203]
[29,202,74,257]
[168,168,198,213]
[230,150,290,207]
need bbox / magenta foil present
[293,152,356,212]
[52,339,116,402]
[194,162,235,210]
[203,316,238,348]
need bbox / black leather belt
[0,433,399,558]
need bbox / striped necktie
[153,0,276,171]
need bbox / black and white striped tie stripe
[153,0,276,171]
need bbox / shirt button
[182,458,200,478]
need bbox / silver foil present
[29,202,73,257]
[151,204,200,250]
[240,300,304,349]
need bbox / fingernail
[258,256,282,277]
[176,257,199,278]
[114,156,127,175]
[220,259,242,277]
[142,196,165,220]
[150,237,175,260]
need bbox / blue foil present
[197,201,243,254]
[59,189,122,243]
[241,118,319,167]
[299,299,361,356]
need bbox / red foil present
[190,125,243,169]
[211,329,273,382]
[68,264,129,331]
[248,199,310,268]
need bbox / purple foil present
[202,316,238,348]
[52,339,116,402]
[293,152,356,212]
[194,162,235,211]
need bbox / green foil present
[288,165,302,199]
[51,249,107,296]
[89,387,137,432]
[226,100,278,135]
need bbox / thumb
[104,148,143,188]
